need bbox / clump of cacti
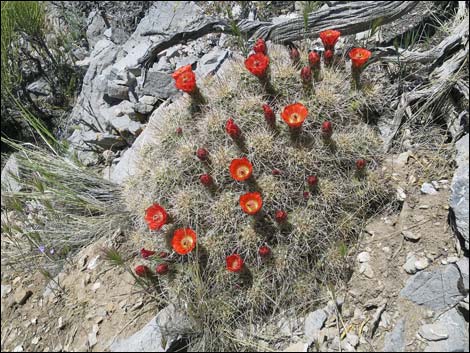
[125,34,391,350]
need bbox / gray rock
[359,262,374,278]
[107,100,173,184]
[27,78,51,96]
[419,323,449,341]
[403,253,418,274]
[195,48,230,77]
[86,11,107,49]
[139,96,158,106]
[80,130,127,150]
[106,82,129,100]
[110,115,142,136]
[173,55,198,69]
[304,309,328,341]
[153,56,172,72]
[1,154,21,195]
[139,71,178,99]
[450,134,469,251]
[357,251,370,263]
[104,27,129,45]
[134,102,155,115]
[110,304,189,352]
[456,257,469,292]
[415,257,430,271]
[1,284,12,298]
[110,100,138,121]
[424,309,468,352]
[402,230,421,241]
[400,264,465,310]
[382,318,406,352]
[421,182,438,195]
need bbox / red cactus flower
[349,48,372,69]
[200,174,213,186]
[135,265,151,277]
[324,49,334,63]
[275,210,288,223]
[140,248,156,259]
[303,191,310,199]
[176,127,183,135]
[308,50,321,67]
[225,118,241,139]
[307,175,319,187]
[172,65,192,80]
[300,66,312,83]
[281,103,308,128]
[272,168,282,175]
[239,192,263,215]
[173,66,197,93]
[171,228,197,255]
[244,53,270,77]
[258,246,271,257]
[262,104,276,125]
[320,29,341,49]
[226,254,244,272]
[158,251,169,258]
[321,121,333,138]
[356,158,367,170]
[253,38,267,54]
[290,47,300,62]
[230,157,253,181]
[144,204,168,230]
[196,148,209,161]
[156,263,169,275]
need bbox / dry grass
[1,143,131,273]
[123,44,395,351]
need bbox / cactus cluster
[124,37,392,350]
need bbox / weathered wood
[373,18,469,65]
[257,1,419,43]
[139,1,419,68]
[382,16,469,151]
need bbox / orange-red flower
[319,29,341,49]
[308,50,321,67]
[263,104,276,125]
[349,48,372,69]
[244,53,270,77]
[226,254,244,272]
[281,103,308,128]
[135,265,151,277]
[171,228,197,255]
[171,65,192,80]
[225,118,241,139]
[239,192,263,215]
[229,157,253,181]
[173,65,197,93]
[253,38,267,54]
[145,204,168,230]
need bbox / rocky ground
[1,1,469,352]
